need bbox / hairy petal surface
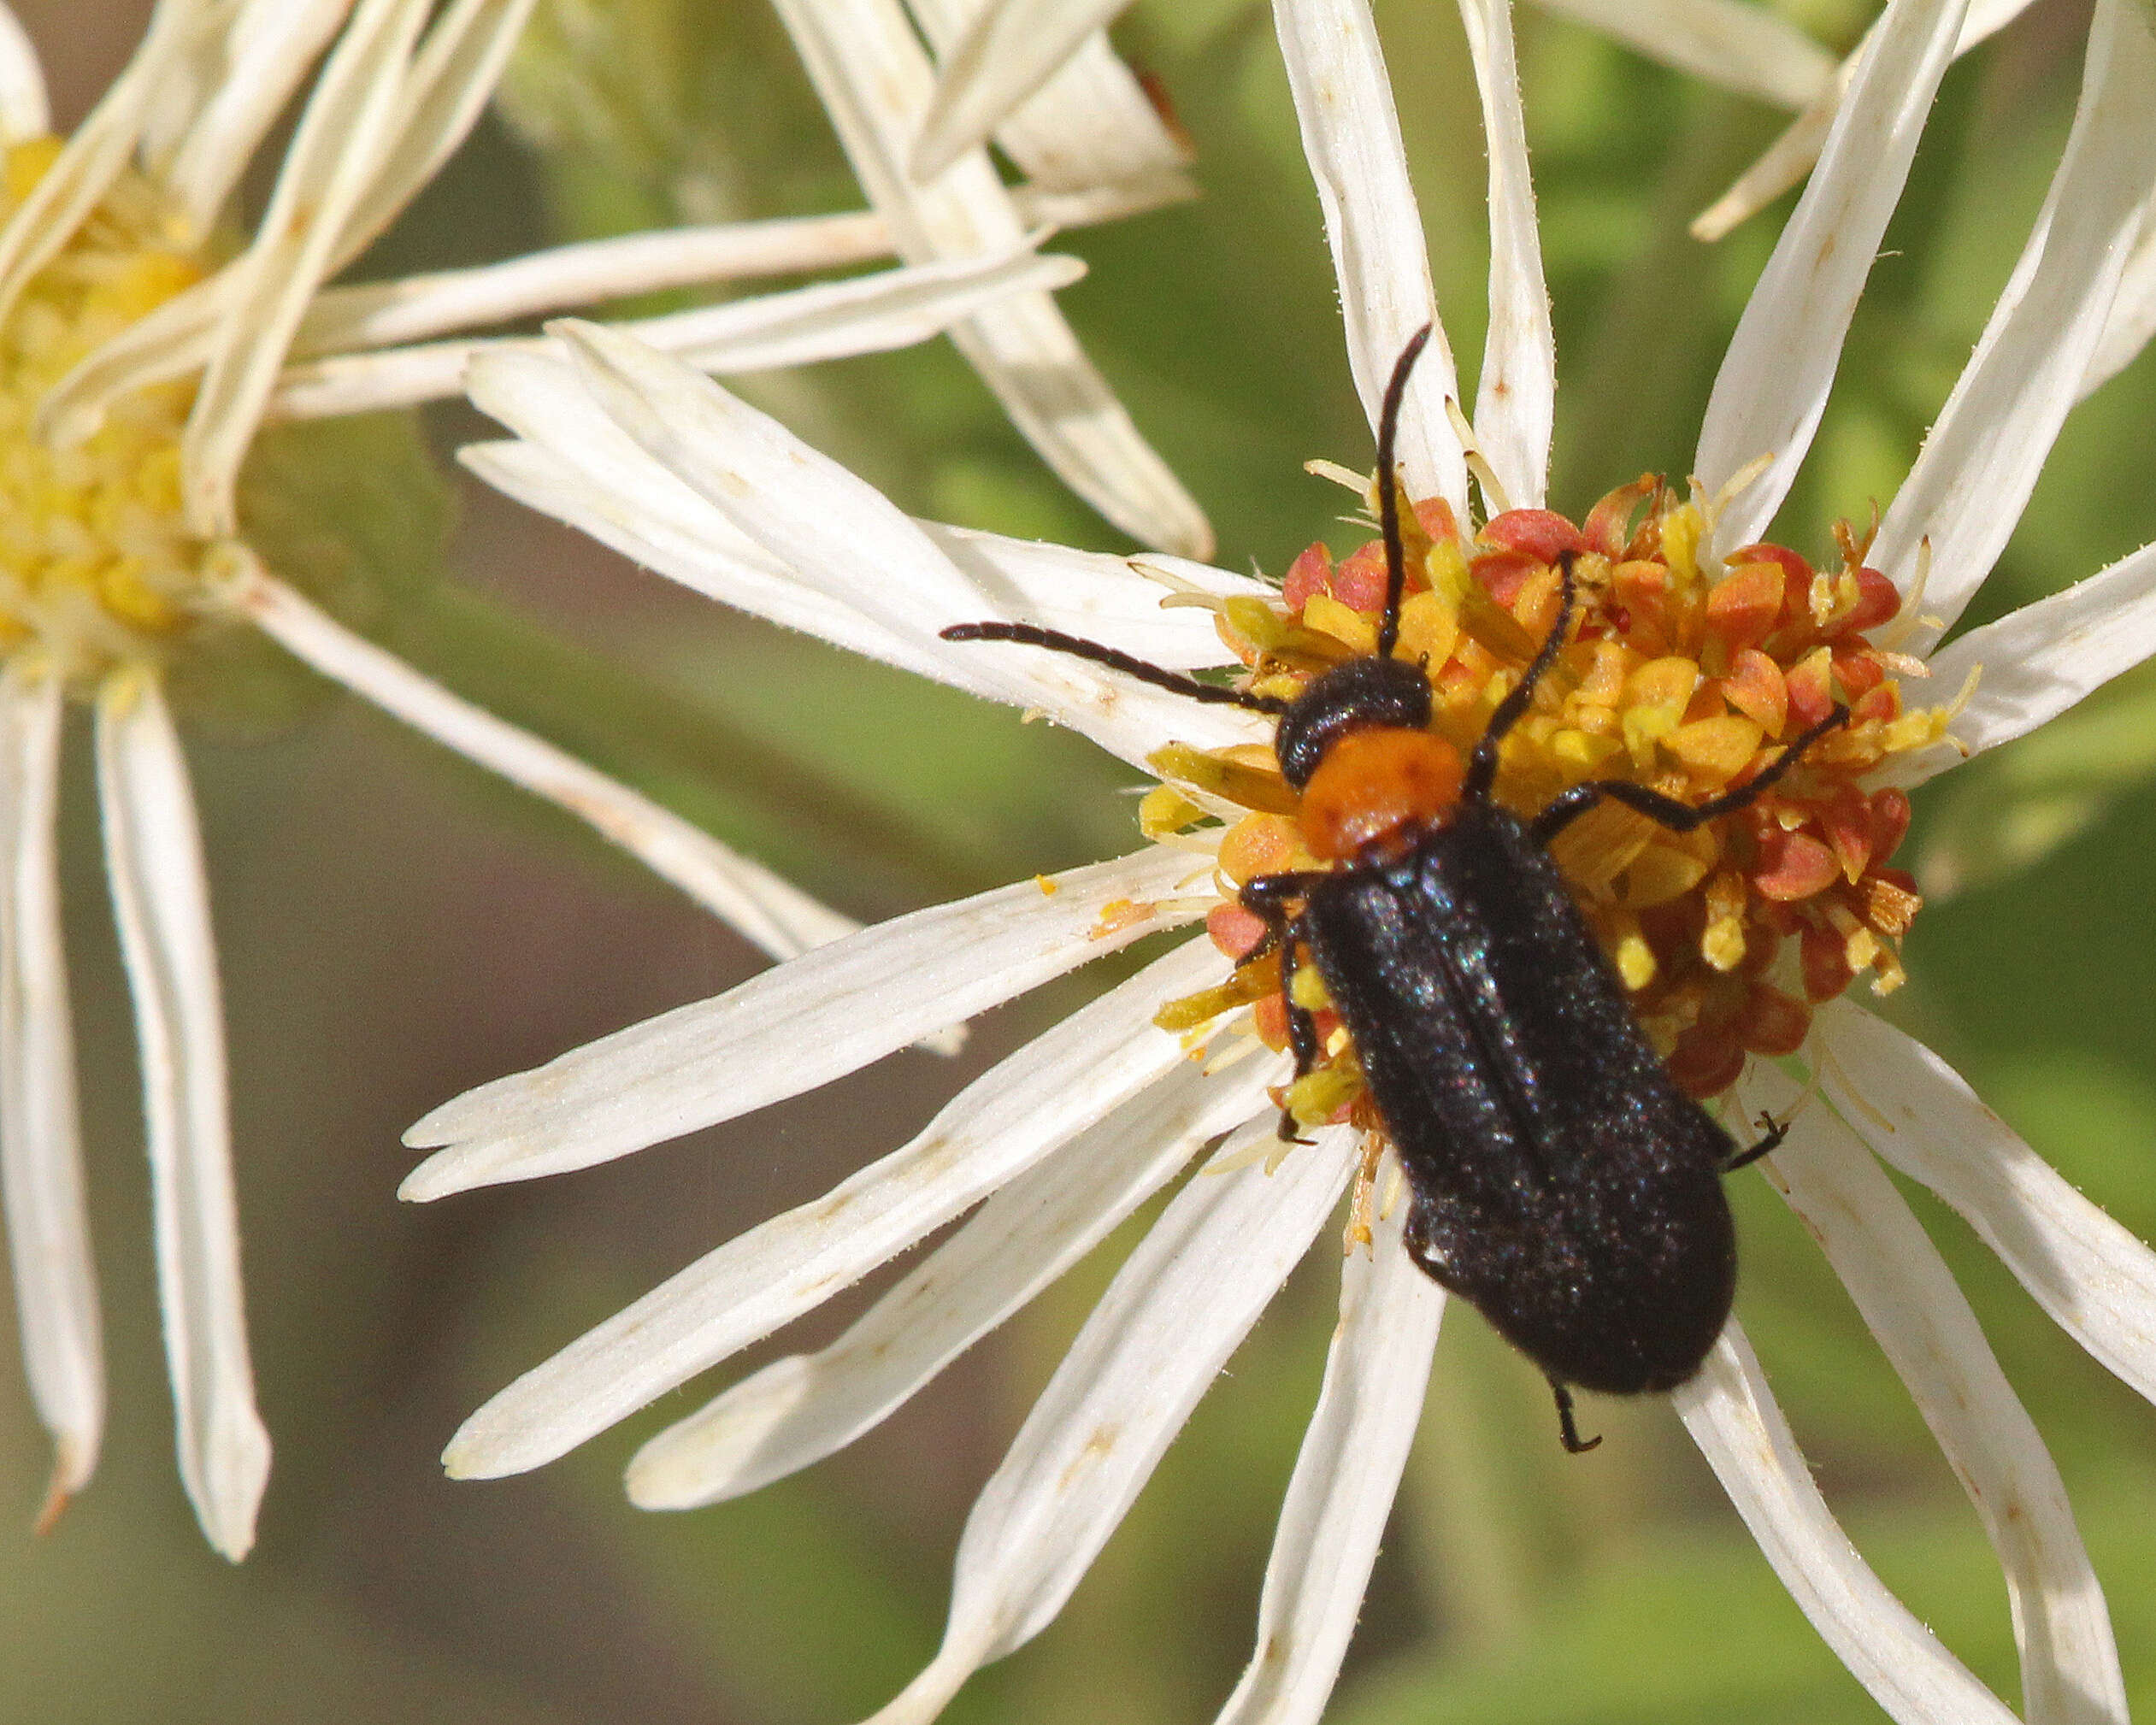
[1696,0,1966,560]
[0,662,100,1508]
[1750,1085,2126,1725]
[439,937,1226,1481]
[404,846,1201,1196]
[1215,1157,1444,1725]
[627,1052,1280,1509]
[1817,1004,2156,1408]
[1676,1322,2019,1725]
[864,1123,1355,1725]
[1272,0,1467,516]
[95,672,270,1562]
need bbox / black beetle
[944,327,1847,1450]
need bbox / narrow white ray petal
[1675,1323,2019,1725]
[553,320,1269,762]
[870,1126,1355,1725]
[770,0,1211,558]
[0,0,203,322]
[404,846,1201,1194]
[1529,0,1836,109]
[1270,0,1467,517]
[1216,1155,1443,1725]
[1695,0,1967,562]
[1816,1002,2156,1407]
[460,433,986,697]
[0,2,50,144]
[298,212,892,355]
[923,522,1265,666]
[270,250,1086,420]
[328,0,539,267]
[0,661,101,1509]
[1464,0,1554,511]
[628,1052,1281,1509]
[1689,0,2039,241]
[33,267,240,454]
[218,557,857,963]
[2079,197,2156,400]
[468,348,1258,759]
[442,935,1226,1481]
[910,0,1134,181]
[907,0,1188,192]
[1745,1080,2126,1725]
[1879,538,2156,791]
[181,0,434,537]
[93,671,269,1563]
[158,0,350,233]
[1875,0,2156,644]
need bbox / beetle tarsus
[1552,1381,1603,1454]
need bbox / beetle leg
[1550,1381,1603,1454]
[1240,871,1329,1146]
[1723,1110,1791,1173]
[1466,553,1581,802]
[1532,704,1852,845]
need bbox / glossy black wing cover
[1301,802,1738,1392]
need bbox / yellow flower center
[0,138,214,678]
[1147,474,1961,1127]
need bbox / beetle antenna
[1465,550,1578,802]
[940,621,1290,715]
[1375,324,1434,662]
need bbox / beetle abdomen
[1302,801,1739,1393]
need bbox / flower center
[0,138,215,679]
[1148,474,1955,1128]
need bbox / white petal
[219,558,859,962]
[1529,0,1835,110]
[1882,537,2156,791]
[1816,1002,2156,1409]
[440,935,1228,1481]
[769,0,1211,557]
[923,522,1265,667]
[1695,0,1967,562]
[1674,1323,2019,1725]
[0,0,203,321]
[1874,0,2156,643]
[403,845,1202,1195]
[1688,0,2039,240]
[1215,1153,1443,1725]
[0,661,101,1508]
[181,0,435,536]
[907,0,1187,192]
[910,0,1134,181]
[157,0,350,234]
[269,249,1087,420]
[1464,0,1554,511]
[460,433,983,697]
[93,671,269,1563]
[327,0,539,267]
[868,1123,1355,1725]
[0,2,50,144]
[2079,191,2156,400]
[1744,1079,2126,1725]
[297,212,893,356]
[1270,0,1468,517]
[627,1049,1281,1509]
[552,320,1269,765]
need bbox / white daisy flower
[415,0,2156,1721]
[0,0,1176,1560]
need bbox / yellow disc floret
[0,138,214,680]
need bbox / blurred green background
[6,1,2154,1722]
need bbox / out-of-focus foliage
[4,3,2153,1723]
